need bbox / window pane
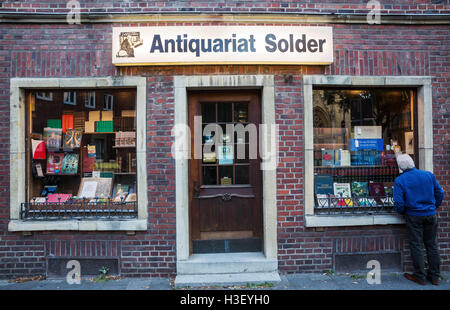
[235,143,249,163]
[201,103,216,123]
[219,166,233,185]
[202,166,217,185]
[26,89,138,219]
[202,144,216,164]
[235,165,249,184]
[234,129,249,144]
[202,124,220,145]
[312,88,413,214]
[217,103,232,123]
[234,103,248,123]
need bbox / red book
[62,114,74,134]
[46,153,64,174]
[369,182,385,197]
[47,194,72,203]
[32,139,46,160]
[82,146,94,173]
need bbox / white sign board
[112,26,333,66]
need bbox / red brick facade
[0,2,448,279]
[0,1,448,15]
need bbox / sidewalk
[0,271,449,290]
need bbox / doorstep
[174,272,281,288]
[175,252,280,287]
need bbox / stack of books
[85,111,114,133]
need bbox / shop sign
[112,26,333,66]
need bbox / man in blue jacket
[394,154,444,285]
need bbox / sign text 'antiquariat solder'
[112,26,333,66]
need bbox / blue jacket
[393,168,444,216]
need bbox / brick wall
[0,1,449,15]
[0,19,448,278]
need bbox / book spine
[128,153,131,173]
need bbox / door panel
[189,91,262,254]
[197,187,255,233]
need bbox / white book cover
[354,126,382,139]
[316,194,330,207]
[333,183,351,198]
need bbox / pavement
[0,271,449,290]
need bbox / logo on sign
[116,32,144,58]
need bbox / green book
[47,119,62,128]
[352,181,369,198]
[61,153,79,174]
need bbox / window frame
[173,74,277,263]
[84,91,96,109]
[303,75,433,227]
[63,91,77,105]
[35,91,53,101]
[9,77,148,232]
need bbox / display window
[312,88,416,214]
[23,89,138,219]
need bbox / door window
[201,102,250,186]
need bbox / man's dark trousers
[405,214,440,282]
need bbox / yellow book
[102,111,113,121]
[89,111,101,122]
[84,121,95,133]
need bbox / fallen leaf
[8,275,46,283]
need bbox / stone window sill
[305,214,405,228]
[8,219,147,232]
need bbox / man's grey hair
[396,154,415,172]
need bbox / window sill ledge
[305,214,405,228]
[8,219,147,232]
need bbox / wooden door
[189,91,263,254]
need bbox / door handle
[193,180,200,197]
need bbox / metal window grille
[20,198,137,220]
[314,195,395,215]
